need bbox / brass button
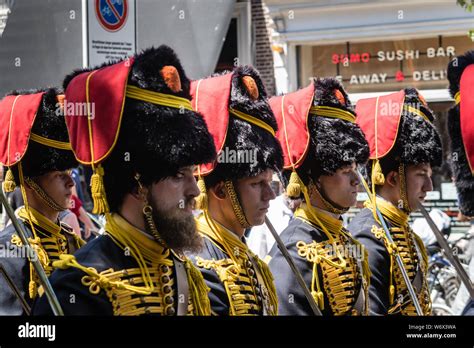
[166,306,176,315]
[252,278,258,285]
[161,275,170,283]
[255,287,261,295]
[246,260,252,268]
[163,285,172,294]
[161,265,169,273]
[164,296,174,305]
[248,269,255,277]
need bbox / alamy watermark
[217,147,257,165]
[0,242,38,261]
[324,242,365,261]
[378,100,426,117]
[55,100,96,120]
[18,322,55,341]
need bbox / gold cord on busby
[286,169,302,198]
[90,164,109,214]
[3,168,16,192]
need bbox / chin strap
[224,180,251,229]
[24,177,67,212]
[134,173,167,247]
[398,163,411,213]
[309,180,349,215]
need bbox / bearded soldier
[34,46,216,316]
[0,88,82,315]
[348,88,443,315]
[267,78,371,315]
[188,66,283,315]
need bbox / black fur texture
[313,77,355,113]
[8,88,77,183]
[204,65,283,188]
[447,50,474,216]
[64,46,216,212]
[398,88,442,166]
[367,88,443,184]
[283,78,369,186]
[447,50,474,97]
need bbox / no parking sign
[95,0,129,32]
[87,0,136,67]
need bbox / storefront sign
[311,35,473,93]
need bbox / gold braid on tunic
[364,198,431,315]
[294,204,370,315]
[52,213,211,316]
[194,211,278,316]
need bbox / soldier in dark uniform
[348,88,443,315]
[267,78,371,316]
[447,50,474,315]
[188,66,283,315]
[33,46,216,316]
[0,88,83,315]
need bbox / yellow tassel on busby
[286,170,302,198]
[3,168,16,192]
[90,164,109,214]
[372,159,385,186]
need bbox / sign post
[83,0,136,68]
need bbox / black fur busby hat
[191,65,283,189]
[63,45,216,213]
[0,88,76,189]
[295,78,369,186]
[270,77,369,190]
[356,87,443,185]
[447,50,474,216]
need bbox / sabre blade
[356,170,424,315]
[418,202,474,300]
[0,188,64,316]
[265,216,322,316]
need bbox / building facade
[264,0,474,232]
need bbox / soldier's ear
[209,182,227,200]
[385,171,398,188]
[130,183,148,202]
